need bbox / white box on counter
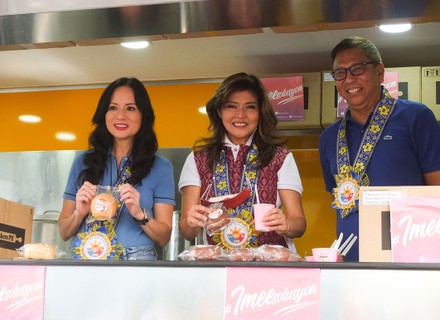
[359,186,440,262]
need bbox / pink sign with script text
[390,196,440,263]
[224,267,320,320]
[261,77,304,121]
[0,266,46,320]
[383,72,399,99]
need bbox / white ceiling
[1,20,440,91]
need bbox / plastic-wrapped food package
[178,245,223,261]
[17,243,66,259]
[224,248,255,261]
[205,203,230,236]
[90,185,119,220]
[254,245,295,262]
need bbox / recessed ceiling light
[55,132,76,141]
[19,114,41,123]
[379,23,412,33]
[198,106,207,115]
[120,41,150,49]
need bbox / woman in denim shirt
[58,77,175,260]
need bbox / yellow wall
[291,149,335,256]
[0,83,219,151]
[0,83,335,256]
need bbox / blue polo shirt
[319,99,440,261]
[64,152,175,249]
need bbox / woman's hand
[118,183,142,219]
[263,207,289,235]
[276,189,307,239]
[185,204,211,228]
[75,181,96,218]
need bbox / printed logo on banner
[261,77,304,121]
[337,71,399,117]
[224,267,320,320]
[383,72,399,99]
[0,266,46,320]
[390,196,440,263]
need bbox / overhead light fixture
[55,132,76,141]
[120,41,150,49]
[19,114,41,123]
[198,106,207,115]
[379,23,412,33]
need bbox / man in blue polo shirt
[319,36,440,262]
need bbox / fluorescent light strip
[198,106,207,115]
[121,41,150,49]
[55,132,76,141]
[379,23,412,33]
[19,115,41,123]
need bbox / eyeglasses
[330,61,377,81]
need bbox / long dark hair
[79,77,157,186]
[194,72,281,169]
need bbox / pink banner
[336,94,349,118]
[383,72,399,99]
[224,267,320,319]
[0,266,46,320]
[261,77,304,121]
[390,196,440,263]
[337,71,399,117]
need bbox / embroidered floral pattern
[339,146,347,155]
[334,88,396,218]
[362,143,373,153]
[212,144,259,248]
[194,145,289,247]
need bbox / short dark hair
[331,36,382,64]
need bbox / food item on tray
[178,245,223,261]
[90,193,117,220]
[227,248,254,261]
[22,243,57,259]
[255,244,291,262]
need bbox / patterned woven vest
[195,145,290,247]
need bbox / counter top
[3,258,440,319]
[3,258,440,271]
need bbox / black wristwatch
[133,208,150,225]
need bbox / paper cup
[312,248,342,262]
[253,203,275,232]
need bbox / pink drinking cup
[253,203,275,232]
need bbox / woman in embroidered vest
[178,72,306,251]
[58,77,175,260]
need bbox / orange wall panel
[1,89,99,151]
[291,149,336,256]
[149,82,218,148]
[0,83,219,152]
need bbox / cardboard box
[267,72,321,130]
[359,186,440,262]
[321,66,422,127]
[0,198,34,258]
[421,66,440,121]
